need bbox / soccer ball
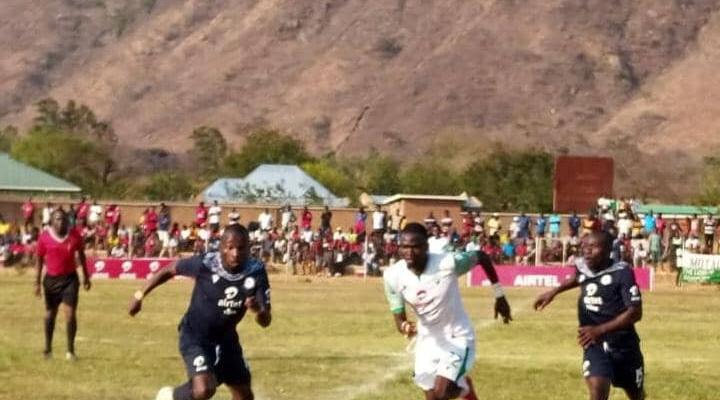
[155,386,173,400]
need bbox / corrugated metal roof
[202,164,348,206]
[0,153,81,192]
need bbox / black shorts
[179,330,251,386]
[583,342,644,391]
[43,273,79,310]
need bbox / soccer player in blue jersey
[128,224,271,400]
[534,231,645,400]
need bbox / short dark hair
[222,224,249,241]
[587,230,613,253]
[401,222,428,243]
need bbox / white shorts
[413,335,475,392]
[158,230,169,247]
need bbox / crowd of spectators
[3,195,719,278]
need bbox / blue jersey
[176,253,270,341]
[576,259,641,348]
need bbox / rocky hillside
[2,0,720,200]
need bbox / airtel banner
[469,265,654,291]
[88,257,174,279]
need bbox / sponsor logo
[149,261,160,272]
[121,261,133,272]
[193,356,207,372]
[513,275,561,287]
[95,261,105,272]
[600,274,612,285]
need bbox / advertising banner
[88,257,174,279]
[469,265,653,290]
[679,253,720,283]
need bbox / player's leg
[41,276,63,357]
[429,376,462,400]
[585,376,611,400]
[60,274,80,358]
[226,384,253,400]
[174,334,220,400]
[170,373,217,400]
[425,339,475,400]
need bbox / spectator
[568,211,581,237]
[76,197,89,222]
[258,208,273,231]
[548,213,561,239]
[157,203,171,257]
[703,214,716,251]
[535,213,547,238]
[655,213,666,238]
[689,214,700,237]
[194,201,208,227]
[487,213,501,238]
[502,240,515,263]
[355,207,367,244]
[89,200,103,227]
[372,205,386,235]
[281,205,295,232]
[423,211,436,228]
[517,212,531,239]
[320,206,332,234]
[21,197,35,228]
[67,204,77,227]
[617,211,632,239]
[208,200,222,232]
[643,211,656,236]
[648,229,662,270]
[144,206,158,236]
[390,209,406,235]
[301,206,313,231]
[42,202,54,227]
[227,208,241,225]
[440,209,453,231]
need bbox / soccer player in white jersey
[384,223,512,400]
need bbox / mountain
[2,0,720,200]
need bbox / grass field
[1,270,718,400]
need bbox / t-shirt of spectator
[704,218,716,236]
[428,236,449,254]
[690,218,700,236]
[208,205,222,225]
[37,229,83,277]
[281,211,294,229]
[617,218,632,238]
[517,216,530,238]
[22,201,35,220]
[258,212,273,231]
[372,211,385,231]
[159,211,171,231]
[227,211,240,225]
[89,204,103,224]
[42,207,53,225]
[643,215,656,233]
[144,210,158,232]
[536,217,547,236]
[301,211,312,231]
[320,211,332,230]
[195,206,208,226]
[549,214,561,235]
[76,202,89,220]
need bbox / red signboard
[88,257,175,279]
[553,156,613,213]
[469,265,653,290]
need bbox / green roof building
[0,152,81,194]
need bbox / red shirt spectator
[76,198,90,220]
[22,198,35,223]
[195,202,208,226]
[37,229,83,276]
[144,234,158,257]
[144,208,158,234]
[301,207,312,231]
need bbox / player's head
[220,224,250,273]
[399,223,429,271]
[50,208,68,235]
[582,231,612,270]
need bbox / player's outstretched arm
[534,272,579,311]
[244,297,271,328]
[578,304,642,347]
[476,251,512,324]
[128,263,178,316]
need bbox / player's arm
[455,250,512,323]
[128,262,178,316]
[384,274,416,337]
[534,270,580,311]
[578,305,642,348]
[76,245,91,291]
[245,270,272,328]
[34,254,44,297]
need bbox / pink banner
[88,257,175,279]
[469,265,653,291]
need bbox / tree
[301,159,355,199]
[142,172,196,201]
[462,148,554,212]
[0,125,18,152]
[401,161,461,195]
[224,129,311,176]
[695,156,720,205]
[189,126,227,177]
[11,126,114,196]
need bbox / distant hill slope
[2,0,720,200]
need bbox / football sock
[66,317,77,355]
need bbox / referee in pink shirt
[35,208,91,360]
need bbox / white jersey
[208,205,222,224]
[384,252,475,340]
